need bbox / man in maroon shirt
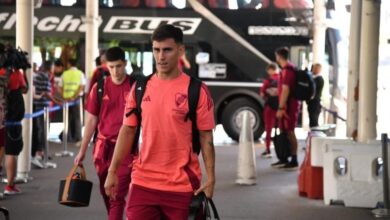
[272,47,300,170]
[74,47,134,220]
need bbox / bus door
[122,43,154,76]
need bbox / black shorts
[5,125,23,156]
[0,128,5,147]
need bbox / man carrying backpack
[105,24,216,219]
[74,47,134,220]
[272,47,300,170]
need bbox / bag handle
[200,192,220,220]
[207,197,220,219]
[66,164,87,180]
[61,164,87,202]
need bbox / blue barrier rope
[5,121,22,126]
[22,99,81,119]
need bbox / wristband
[278,107,285,110]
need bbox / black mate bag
[272,123,292,162]
[58,164,93,207]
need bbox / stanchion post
[63,101,69,152]
[383,133,389,209]
[41,107,56,168]
[55,102,73,157]
[372,133,390,217]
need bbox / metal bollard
[372,133,390,217]
[40,107,57,168]
[55,102,74,157]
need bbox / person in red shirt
[259,63,279,158]
[0,68,27,195]
[272,47,300,170]
[74,47,134,220]
[105,25,216,219]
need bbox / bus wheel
[221,98,264,142]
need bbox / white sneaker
[31,157,44,168]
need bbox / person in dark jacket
[307,63,324,128]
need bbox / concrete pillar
[357,0,381,142]
[304,0,326,130]
[346,0,362,139]
[16,0,33,179]
[85,0,99,90]
[312,0,327,64]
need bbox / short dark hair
[266,63,277,71]
[42,61,52,71]
[69,58,78,66]
[105,47,125,62]
[54,59,63,67]
[151,24,183,44]
[275,47,289,60]
[95,55,101,66]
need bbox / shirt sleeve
[18,71,27,88]
[196,83,215,131]
[260,78,269,94]
[46,77,51,93]
[85,84,99,116]
[80,72,86,86]
[58,75,64,87]
[282,68,295,88]
[123,85,138,127]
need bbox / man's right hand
[104,171,118,200]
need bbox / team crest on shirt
[175,93,187,107]
[173,93,188,116]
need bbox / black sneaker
[271,161,287,168]
[281,161,299,170]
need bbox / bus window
[142,51,154,76]
[197,0,267,9]
[197,0,228,9]
[145,0,167,8]
[274,0,313,9]
[237,0,267,9]
[117,0,140,7]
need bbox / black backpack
[286,66,316,101]
[93,73,136,142]
[126,74,202,155]
[96,68,111,108]
[96,72,137,109]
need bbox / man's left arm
[195,130,215,198]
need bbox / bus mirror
[196,52,210,64]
